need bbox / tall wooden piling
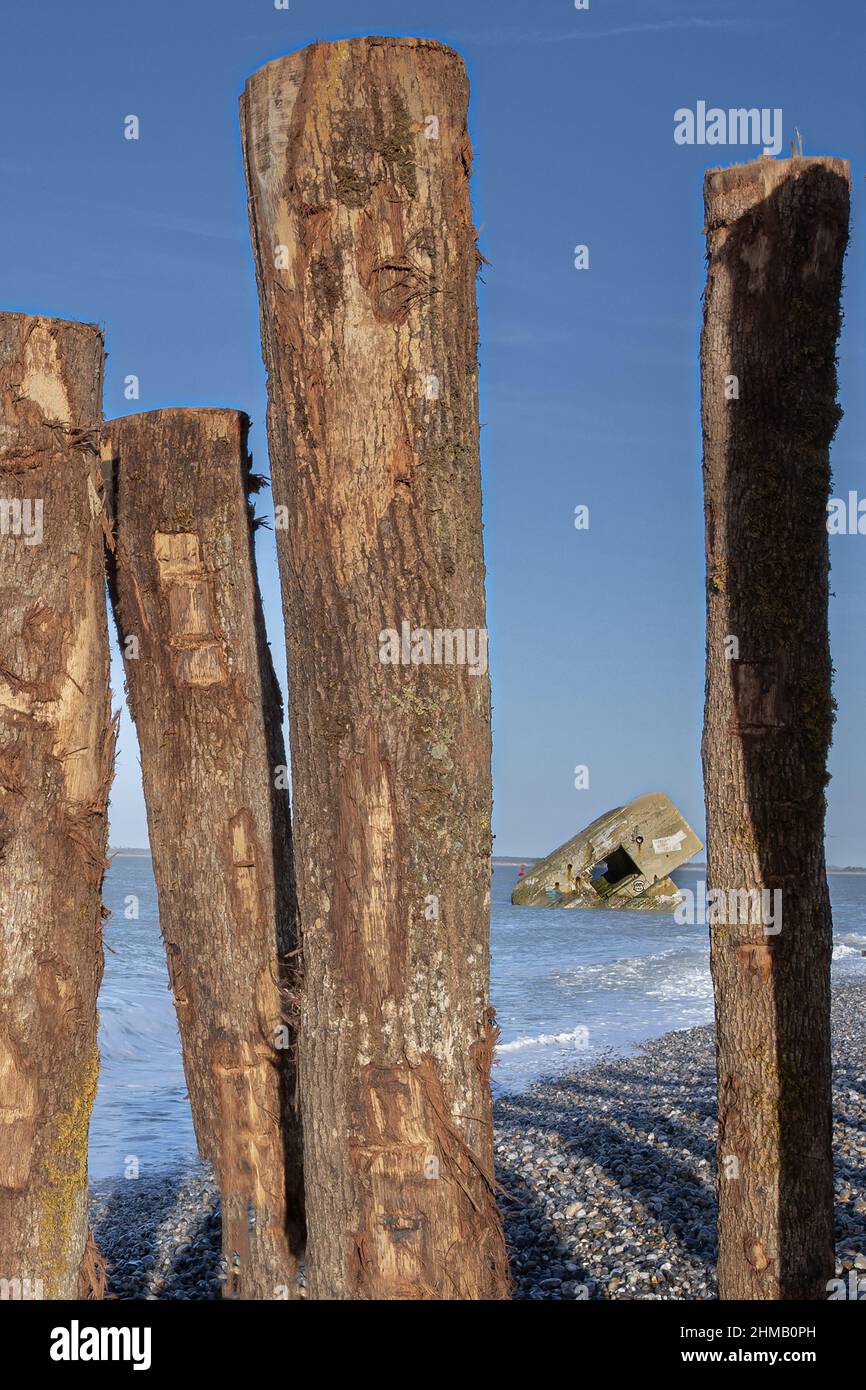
[102,408,304,1298]
[700,156,850,1298]
[240,37,509,1299]
[0,313,113,1298]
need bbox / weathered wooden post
[0,313,113,1298]
[102,408,304,1299]
[240,37,509,1299]
[700,156,850,1298]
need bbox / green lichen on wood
[371,85,417,198]
[173,505,196,530]
[333,85,418,207]
[709,561,728,594]
[39,1046,99,1293]
[386,683,440,726]
[310,248,344,327]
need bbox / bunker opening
[590,845,641,897]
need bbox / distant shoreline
[493,857,866,875]
[111,849,866,874]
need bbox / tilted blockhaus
[512,792,702,911]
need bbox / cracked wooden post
[700,156,850,1299]
[240,36,509,1299]
[0,313,113,1299]
[101,408,304,1299]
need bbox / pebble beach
[89,978,866,1300]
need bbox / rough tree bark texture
[700,156,850,1299]
[240,36,509,1299]
[102,408,304,1299]
[0,313,113,1299]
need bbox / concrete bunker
[511,792,703,913]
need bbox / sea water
[90,857,866,1181]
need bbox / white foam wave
[497,1026,591,1054]
[646,963,712,1000]
[832,942,864,961]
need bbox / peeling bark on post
[102,408,304,1299]
[240,37,509,1299]
[0,313,113,1299]
[700,157,850,1299]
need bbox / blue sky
[3,0,864,860]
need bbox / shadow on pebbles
[89,979,866,1301]
[495,978,866,1300]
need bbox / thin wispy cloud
[561,16,758,42]
[452,16,758,47]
